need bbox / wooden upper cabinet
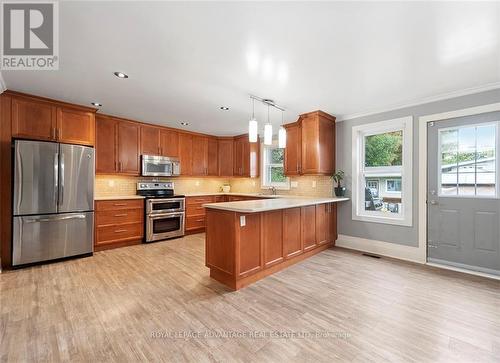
[178,133,193,176]
[117,121,140,174]
[11,95,96,146]
[160,129,179,157]
[218,138,234,177]
[140,125,160,155]
[207,137,218,176]
[284,123,301,175]
[96,115,117,174]
[56,107,95,146]
[233,135,259,177]
[12,97,55,141]
[192,135,208,176]
[284,110,335,176]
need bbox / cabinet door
[301,205,316,251]
[117,121,140,174]
[283,207,302,258]
[316,204,329,245]
[263,210,284,267]
[178,133,193,175]
[218,139,234,176]
[301,115,320,174]
[96,116,117,174]
[192,136,208,176]
[160,129,179,157]
[238,213,261,277]
[284,123,301,175]
[247,137,260,178]
[207,137,218,176]
[12,97,56,141]
[233,137,243,176]
[140,125,160,155]
[56,108,95,146]
[328,203,337,244]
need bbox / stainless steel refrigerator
[12,140,94,266]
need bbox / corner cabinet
[284,110,336,176]
[96,115,140,175]
[11,95,96,146]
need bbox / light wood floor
[1,233,499,362]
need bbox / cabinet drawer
[186,196,214,205]
[186,204,207,217]
[96,222,143,244]
[186,215,206,230]
[95,209,143,226]
[95,199,144,211]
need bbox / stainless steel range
[137,182,185,242]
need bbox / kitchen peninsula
[204,197,348,290]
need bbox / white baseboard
[336,234,426,264]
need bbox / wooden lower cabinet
[206,202,337,290]
[95,199,144,251]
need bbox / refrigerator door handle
[25,214,86,223]
[54,152,59,206]
[59,152,65,206]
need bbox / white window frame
[385,178,402,193]
[437,121,500,199]
[261,141,290,190]
[352,116,413,226]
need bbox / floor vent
[362,253,381,259]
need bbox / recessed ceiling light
[113,71,129,79]
[220,106,229,110]
[91,102,102,107]
[180,122,189,126]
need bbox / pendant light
[248,98,258,142]
[278,110,286,148]
[264,104,273,145]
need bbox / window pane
[365,131,402,167]
[439,124,497,196]
[364,177,401,214]
[270,166,286,182]
[476,125,496,196]
[270,148,284,163]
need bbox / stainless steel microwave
[141,155,181,177]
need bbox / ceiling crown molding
[336,81,500,122]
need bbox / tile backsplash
[95,175,334,198]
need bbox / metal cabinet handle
[113,203,127,206]
[114,229,128,233]
[114,213,128,217]
[196,219,205,222]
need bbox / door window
[439,123,497,197]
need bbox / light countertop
[184,192,281,198]
[203,197,349,213]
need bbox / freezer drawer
[13,212,94,266]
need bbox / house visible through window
[352,116,413,226]
[261,143,290,189]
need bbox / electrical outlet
[312,181,317,188]
[240,215,246,227]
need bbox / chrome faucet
[270,186,277,195]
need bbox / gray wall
[336,88,500,246]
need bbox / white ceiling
[2,1,499,136]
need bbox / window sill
[352,213,412,227]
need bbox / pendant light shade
[278,110,286,148]
[264,123,273,145]
[248,98,258,142]
[248,118,258,142]
[278,126,286,148]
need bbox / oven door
[147,212,185,242]
[142,157,172,177]
[147,198,185,214]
